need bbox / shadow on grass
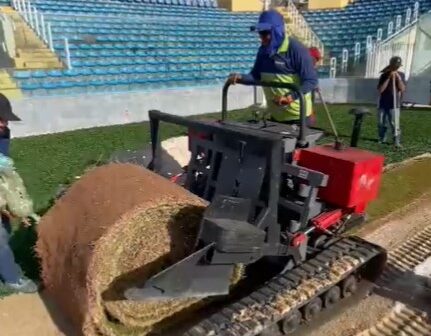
[375,269,431,317]
[321,131,380,144]
[9,225,40,281]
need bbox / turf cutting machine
[124,80,388,335]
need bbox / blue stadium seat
[302,0,430,62]
[13,71,31,79]
[17,0,259,94]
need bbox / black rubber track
[179,236,386,336]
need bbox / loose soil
[306,193,431,336]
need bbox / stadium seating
[12,0,431,94]
[302,0,431,60]
[12,0,259,95]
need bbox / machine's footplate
[182,236,386,336]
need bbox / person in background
[309,47,322,69]
[377,56,406,148]
[228,9,318,127]
[0,93,38,293]
[0,94,15,158]
[0,93,18,234]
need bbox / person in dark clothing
[0,93,38,293]
[228,9,318,126]
[0,93,18,157]
[377,56,406,148]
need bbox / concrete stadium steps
[0,70,23,99]
[2,7,63,70]
[15,49,62,69]
[276,7,325,55]
[276,7,300,42]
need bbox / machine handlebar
[222,79,307,146]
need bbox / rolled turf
[36,163,215,335]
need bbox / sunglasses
[258,30,271,37]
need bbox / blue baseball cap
[0,93,20,121]
[250,10,285,33]
[250,22,272,32]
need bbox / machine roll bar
[222,79,307,146]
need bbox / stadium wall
[217,0,262,12]
[9,77,429,138]
[308,0,349,10]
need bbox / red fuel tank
[297,144,385,213]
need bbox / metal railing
[328,1,424,78]
[282,0,324,56]
[12,0,53,49]
[365,23,418,79]
[364,3,423,79]
[11,0,72,69]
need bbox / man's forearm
[396,75,406,92]
[239,73,258,85]
[378,77,391,93]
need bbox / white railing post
[375,43,383,78]
[377,28,383,42]
[366,35,373,53]
[413,1,419,22]
[372,44,378,78]
[27,0,34,29]
[40,13,47,43]
[354,42,361,64]
[329,57,337,78]
[341,48,349,73]
[22,0,28,21]
[367,45,373,78]
[405,8,412,26]
[405,24,418,80]
[33,6,40,36]
[15,0,21,13]
[365,50,371,77]
[388,21,394,36]
[395,15,402,32]
[47,22,53,51]
[64,37,72,70]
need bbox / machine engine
[297,145,384,214]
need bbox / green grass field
[10,103,431,213]
[4,103,431,286]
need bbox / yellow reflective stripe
[277,36,290,54]
[261,72,312,121]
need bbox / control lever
[316,88,342,150]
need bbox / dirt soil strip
[306,193,431,336]
[1,193,430,336]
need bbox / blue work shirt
[241,36,318,121]
[378,71,406,110]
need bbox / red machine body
[298,144,385,214]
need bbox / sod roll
[36,163,212,336]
